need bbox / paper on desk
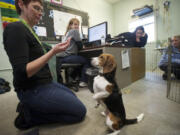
[121,49,130,69]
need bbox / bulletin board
[0,0,19,28]
[36,1,89,42]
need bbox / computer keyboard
[82,45,108,50]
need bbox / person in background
[158,35,180,80]
[3,0,86,130]
[57,18,90,87]
[117,26,148,47]
[132,26,148,47]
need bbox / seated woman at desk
[117,26,148,47]
[158,35,180,80]
[57,18,89,87]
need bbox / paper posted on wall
[121,49,130,69]
[82,26,88,35]
[53,10,82,36]
[33,26,47,37]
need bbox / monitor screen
[88,22,107,43]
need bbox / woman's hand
[136,37,140,42]
[26,37,71,77]
[52,37,71,54]
[136,32,146,42]
[142,32,146,37]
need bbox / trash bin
[86,68,99,93]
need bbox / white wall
[113,0,155,35]
[46,0,114,35]
[0,9,12,70]
[1,0,179,71]
[113,0,180,71]
[156,0,180,41]
[113,0,180,41]
[0,0,114,71]
[0,9,13,83]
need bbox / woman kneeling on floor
[3,0,86,130]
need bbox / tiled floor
[0,71,180,135]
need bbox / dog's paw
[94,103,100,108]
[101,111,106,117]
[93,93,106,99]
[107,130,121,135]
[92,94,98,99]
[137,113,144,122]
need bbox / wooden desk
[79,45,145,89]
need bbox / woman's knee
[75,103,87,122]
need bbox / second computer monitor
[88,22,107,43]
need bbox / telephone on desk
[106,37,125,46]
[82,33,132,48]
[82,39,102,49]
[106,34,133,47]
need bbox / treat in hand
[53,37,71,54]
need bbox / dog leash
[20,19,56,80]
[20,19,47,53]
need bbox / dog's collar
[98,68,116,76]
[99,72,104,76]
[98,72,114,78]
[99,68,103,74]
[98,67,105,76]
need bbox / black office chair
[56,57,82,92]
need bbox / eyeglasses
[136,32,143,35]
[32,5,43,13]
[172,39,179,42]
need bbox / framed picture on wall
[51,0,63,5]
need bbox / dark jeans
[159,63,180,79]
[16,82,86,125]
[57,55,90,83]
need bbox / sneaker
[14,103,34,130]
[174,75,180,80]
[14,112,33,130]
[79,82,87,87]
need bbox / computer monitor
[88,22,107,43]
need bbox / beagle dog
[91,53,144,135]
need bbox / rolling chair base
[57,63,82,92]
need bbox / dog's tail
[125,113,144,125]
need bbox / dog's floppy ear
[103,55,117,74]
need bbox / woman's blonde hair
[65,18,80,35]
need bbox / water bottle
[101,35,105,45]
